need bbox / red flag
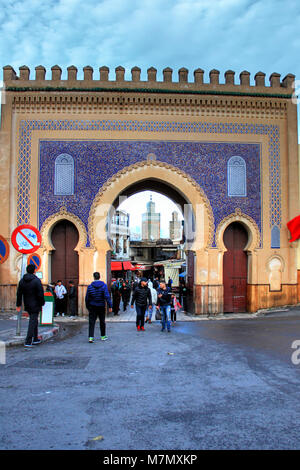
[287,215,300,242]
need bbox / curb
[4,325,60,348]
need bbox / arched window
[271,225,280,249]
[227,156,247,197]
[54,154,74,196]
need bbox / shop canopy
[123,261,136,270]
[111,261,136,271]
[111,261,123,271]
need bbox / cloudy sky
[1,0,299,85]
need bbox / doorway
[223,222,248,313]
[51,220,79,287]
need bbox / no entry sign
[27,253,42,271]
[11,224,42,254]
[0,235,9,264]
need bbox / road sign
[0,235,9,264]
[11,224,42,254]
[27,253,42,271]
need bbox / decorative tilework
[17,119,281,248]
[227,156,247,197]
[54,154,74,196]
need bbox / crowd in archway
[110,275,188,330]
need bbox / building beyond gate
[0,64,299,314]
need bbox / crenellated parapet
[2,64,296,95]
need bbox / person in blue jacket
[85,272,112,343]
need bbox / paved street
[1,311,300,450]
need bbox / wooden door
[51,220,79,286]
[223,222,248,313]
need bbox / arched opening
[223,222,248,313]
[88,161,214,315]
[106,179,195,312]
[51,220,79,311]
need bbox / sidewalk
[0,312,60,348]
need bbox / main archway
[88,161,215,307]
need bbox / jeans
[145,306,155,321]
[160,305,171,331]
[171,308,176,322]
[88,306,106,337]
[135,304,147,328]
[25,312,39,345]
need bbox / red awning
[123,261,136,270]
[111,261,123,271]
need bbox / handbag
[155,307,162,320]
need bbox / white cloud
[0,0,299,87]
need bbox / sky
[118,191,183,239]
[1,0,299,86]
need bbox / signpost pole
[11,225,42,337]
[16,253,27,336]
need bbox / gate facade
[0,64,299,313]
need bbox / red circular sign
[27,253,42,270]
[11,224,42,254]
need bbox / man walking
[131,277,152,331]
[16,264,45,348]
[85,272,112,343]
[157,281,173,332]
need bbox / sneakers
[137,326,141,331]
[140,326,145,331]
[89,336,108,342]
[32,338,42,345]
[24,343,33,348]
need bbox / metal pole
[16,254,27,336]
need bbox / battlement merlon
[2,65,296,97]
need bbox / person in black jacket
[85,272,112,342]
[68,281,77,316]
[120,281,131,311]
[131,277,152,331]
[16,264,45,348]
[157,282,174,332]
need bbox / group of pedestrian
[110,278,132,315]
[85,273,186,341]
[16,263,188,348]
[46,280,77,317]
[132,278,182,333]
[123,275,184,332]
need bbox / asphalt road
[1,312,300,451]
